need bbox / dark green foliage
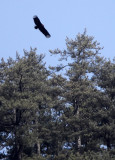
[49,30,115,159]
[91,58,115,150]
[0,31,115,159]
[68,150,115,160]
[0,49,51,160]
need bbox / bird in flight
[33,15,51,38]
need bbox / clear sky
[0,0,115,67]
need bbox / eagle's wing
[38,25,51,38]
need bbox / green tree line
[0,31,115,160]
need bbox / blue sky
[0,0,115,67]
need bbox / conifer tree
[50,30,104,153]
[92,58,115,150]
[0,49,51,160]
[0,31,115,160]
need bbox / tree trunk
[12,109,23,160]
[74,102,82,150]
[36,140,41,156]
[106,138,111,150]
[12,141,23,160]
[78,136,81,149]
[77,108,82,149]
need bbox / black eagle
[33,15,51,38]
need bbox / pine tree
[0,31,115,160]
[0,49,51,160]
[92,57,115,150]
[50,30,104,154]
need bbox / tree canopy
[0,31,115,160]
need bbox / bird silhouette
[33,15,51,38]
